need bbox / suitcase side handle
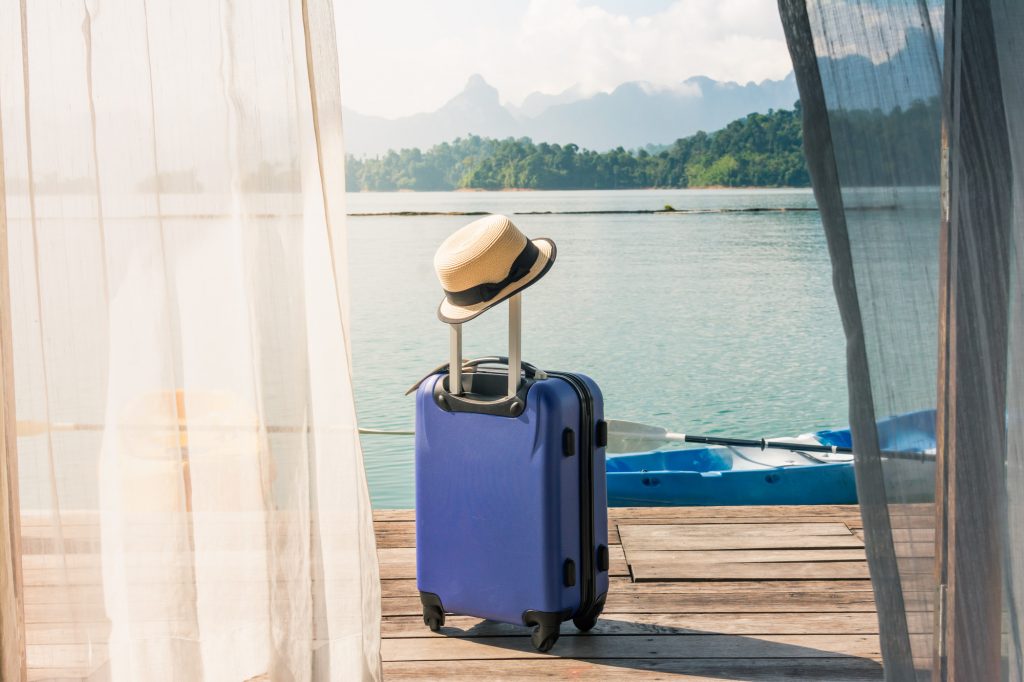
[403,356,540,397]
[462,356,541,378]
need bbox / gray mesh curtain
[995,1,1024,679]
[779,0,1022,679]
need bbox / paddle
[605,418,937,462]
[604,419,849,456]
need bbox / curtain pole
[0,119,27,681]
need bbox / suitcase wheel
[531,624,560,652]
[422,603,445,632]
[572,612,598,632]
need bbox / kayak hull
[605,410,936,506]
[606,450,857,507]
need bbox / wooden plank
[19,512,102,527]
[376,546,629,580]
[371,508,871,544]
[26,643,108,671]
[382,504,876,522]
[373,510,415,522]
[607,505,862,519]
[370,516,874,545]
[381,633,882,662]
[608,516,864,527]
[379,577,875,599]
[375,532,416,549]
[383,657,884,681]
[22,621,111,646]
[622,545,870,582]
[624,548,867,565]
[374,522,628,548]
[619,524,863,552]
[621,534,864,552]
[381,591,878,617]
[630,560,870,582]
[891,528,935,543]
[381,612,880,637]
[620,522,856,539]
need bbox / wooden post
[935,1,1011,679]
[0,119,27,680]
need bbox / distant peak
[443,73,502,110]
[464,74,492,91]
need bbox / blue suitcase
[412,301,609,652]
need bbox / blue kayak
[606,410,936,506]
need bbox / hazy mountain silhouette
[816,26,941,112]
[509,83,589,118]
[343,73,799,156]
[343,75,520,156]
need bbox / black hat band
[443,240,540,307]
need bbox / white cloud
[336,0,792,118]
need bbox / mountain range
[343,73,799,156]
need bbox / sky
[335,0,793,119]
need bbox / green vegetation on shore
[346,105,807,191]
[346,98,939,191]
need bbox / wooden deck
[378,505,882,680]
[18,504,881,680]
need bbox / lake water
[346,189,849,508]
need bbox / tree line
[346,99,939,191]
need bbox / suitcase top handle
[450,293,522,399]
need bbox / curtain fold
[992,1,1024,677]
[0,148,25,682]
[0,0,380,679]
[779,1,943,677]
[935,1,1011,676]
[777,2,929,677]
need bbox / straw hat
[434,215,556,323]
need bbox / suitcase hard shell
[414,361,609,652]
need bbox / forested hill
[345,104,809,191]
[345,98,939,191]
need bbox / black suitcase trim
[572,591,607,632]
[433,370,536,417]
[547,372,605,631]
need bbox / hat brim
[437,238,556,324]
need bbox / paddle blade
[605,419,684,454]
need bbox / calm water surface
[347,189,848,508]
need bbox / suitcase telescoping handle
[450,293,522,399]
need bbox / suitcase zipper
[547,372,596,618]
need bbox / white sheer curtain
[0,0,381,679]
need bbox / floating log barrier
[348,207,821,217]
